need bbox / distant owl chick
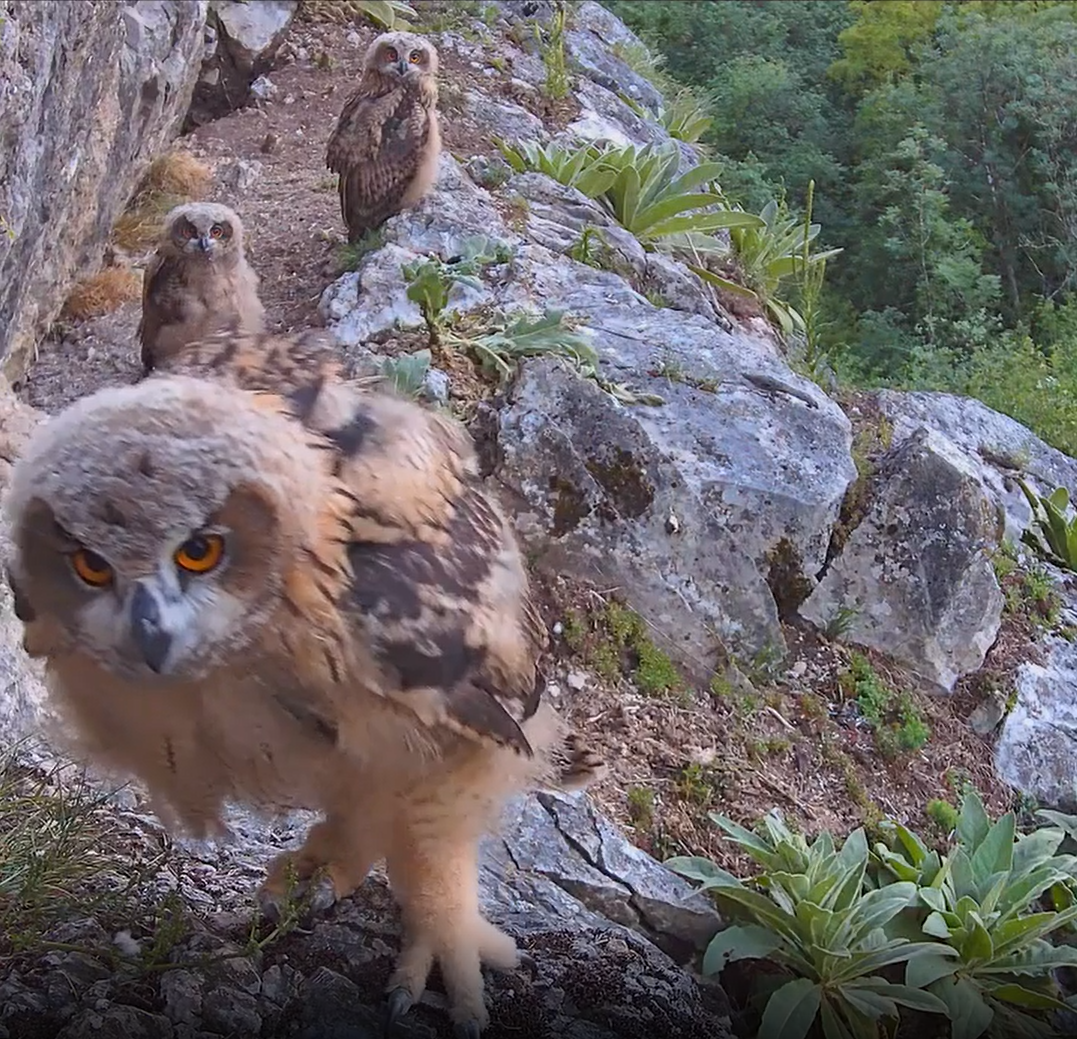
[326,31,441,243]
[4,331,606,1036]
[138,202,265,377]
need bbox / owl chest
[196,678,351,809]
[197,672,437,809]
[378,100,426,151]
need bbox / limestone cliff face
[0,0,208,380]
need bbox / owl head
[4,377,330,683]
[163,202,245,261]
[364,31,439,82]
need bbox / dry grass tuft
[140,150,213,200]
[62,268,143,321]
[112,151,213,252]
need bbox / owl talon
[385,986,414,1027]
[517,950,538,977]
[453,1020,483,1039]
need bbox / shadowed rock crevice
[185,1,299,130]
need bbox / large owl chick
[326,31,441,243]
[3,338,605,1036]
[138,202,265,376]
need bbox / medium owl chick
[138,202,265,377]
[326,31,441,243]
[4,339,605,1036]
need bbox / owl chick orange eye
[210,224,224,239]
[182,225,197,239]
[409,49,422,63]
[71,549,114,588]
[384,46,399,62]
[174,534,225,574]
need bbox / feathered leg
[383,827,522,1037]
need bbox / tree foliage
[605,0,1077,457]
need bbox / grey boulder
[996,622,1077,810]
[800,426,1004,693]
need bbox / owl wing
[325,83,432,236]
[138,250,187,374]
[157,326,345,400]
[282,366,547,756]
[341,484,547,756]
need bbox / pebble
[249,75,278,102]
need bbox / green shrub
[496,139,763,247]
[872,790,1077,1037]
[668,790,1077,1039]
[1017,478,1077,573]
[668,812,950,1039]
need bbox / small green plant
[621,87,715,146]
[403,256,460,345]
[465,309,599,385]
[824,604,859,640]
[401,236,513,346]
[991,539,1020,581]
[568,224,609,267]
[627,785,655,829]
[380,350,431,399]
[657,88,714,145]
[840,652,930,758]
[749,737,792,760]
[925,798,960,835]
[567,599,684,696]
[336,226,386,271]
[0,756,154,947]
[669,813,952,1039]
[538,0,570,100]
[400,238,606,388]
[1016,478,1077,573]
[690,195,843,339]
[677,762,718,806]
[475,159,512,191]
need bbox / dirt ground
[12,2,1024,879]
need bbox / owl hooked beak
[197,235,214,254]
[130,580,176,674]
[396,57,408,76]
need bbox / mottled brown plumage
[326,31,441,243]
[3,328,605,1035]
[138,203,265,376]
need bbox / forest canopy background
[604,0,1077,456]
